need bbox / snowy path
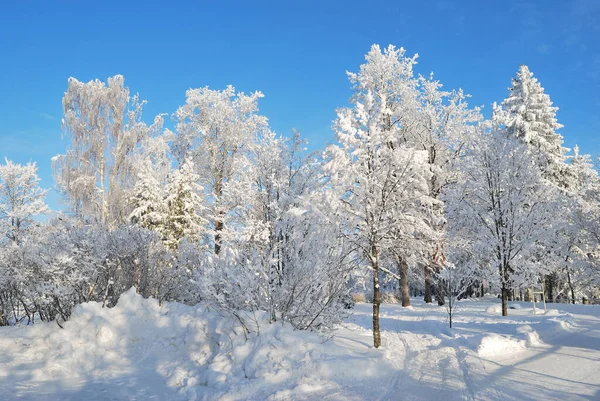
[0,292,599,400]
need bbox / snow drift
[0,289,389,400]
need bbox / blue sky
[1,0,599,210]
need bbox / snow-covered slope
[0,290,598,401]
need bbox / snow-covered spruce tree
[446,123,556,316]
[497,65,571,188]
[325,45,436,347]
[54,75,163,227]
[129,160,167,233]
[171,85,267,255]
[163,160,205,250]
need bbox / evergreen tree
[164,160,205,250]
[497,65,571,187]
[129,162,167,233]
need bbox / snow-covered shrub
[381,292,399,304]
[0,217,196,325]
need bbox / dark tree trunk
[566,268,575,305]
[214,178,224,255]
[424,265,432,303]
[545,274,555,303]
[501,285,508,317]
[372,245,381,348]
[399,257,410,307]
[214,219,223,255]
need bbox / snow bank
[476,322,547,357]
[0,289,392,400]
[477,334,526,356]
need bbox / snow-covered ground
[0,291,598,401]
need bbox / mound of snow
[0,289,395,400]
[477,334,526,356]
[516,325,543,347]
[543,309,560,316]
[485,304,502,314]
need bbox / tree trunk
[566,268,575,305]
[424,265,432,303]
[545,274,554,303]
[399,257,410,307]
[436,288,445,306]
[501,284,508,316]
[214,174,224,255]
[214,219,223,255]
[372,245,381,348]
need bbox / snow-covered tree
[54,75,163,227]
[163,160,205,250]
[344,45,481,307]
[495,66,582,301]
[446,124,557,316]
[189,126,353,331]
[496,65,571,188]
[171,85,268,255]
[412,75,481,304]
[0,159,48,243]
[129,161,167,232]
[557,146,600,303]
[325,46,438,346]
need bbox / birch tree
[54,75,162,227]
[325,46,436,346]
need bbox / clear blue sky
[1,0,599,210]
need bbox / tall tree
[497,65,571,188]
[54,75,162,227]
[411,74,481,304]
[496,66,577,300]
[172,85,267,254]
[325,45,436,346]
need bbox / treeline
[0,45,598,348]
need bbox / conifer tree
[164,160,205,250]
[497,65,571,188]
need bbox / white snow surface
[1,290,599,401]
